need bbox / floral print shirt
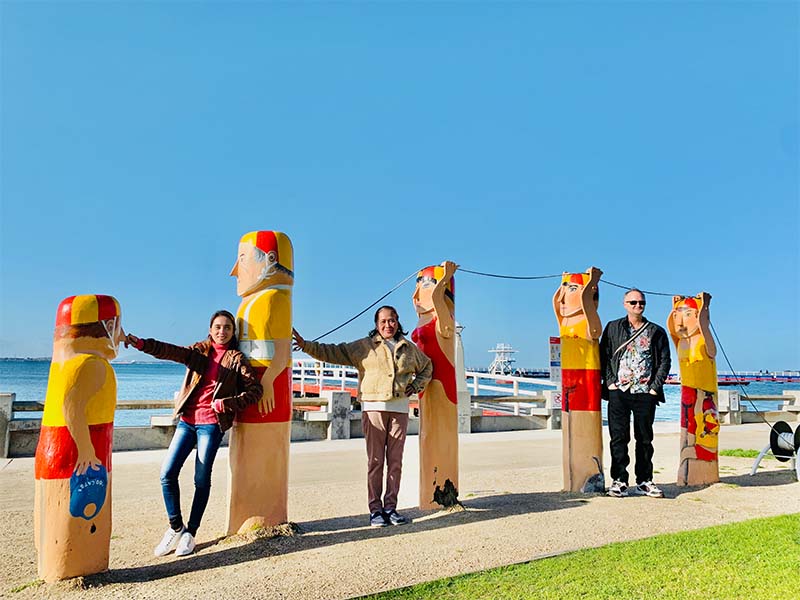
[616,323,653,393]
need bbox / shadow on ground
[658,468,797,499]
[77,469,798,588]
[83,489,586,586]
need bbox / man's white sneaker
[606,479,628,498]
[154,526,185,557]
[175,531,196,557]
[636,481,664,498]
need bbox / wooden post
[413,261,460,509]
[454,323,471,434]
[0,392,13,458]
[552,268,605,493]
[34,295,123,581]
[668,292,720,486]
[542,390,562,430]
[227,231,294,533]
[323,390,351,440]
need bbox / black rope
[599,278,680,298]
[310,265,780,433]
[710,321,777,434]
[459,268,561,281]
[311,271,418,342]
[460,268,685,297]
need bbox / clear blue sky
[1,1,798,371]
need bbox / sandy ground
[1,422,798,599]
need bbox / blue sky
[1,1,798,371]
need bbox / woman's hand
[292,328,306,352]
[405,384,416,397]
[212,398,227,413]
[125,334,144,350]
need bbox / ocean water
[503,380,799,423]
[1,360,183,427]
[1,360,797,427]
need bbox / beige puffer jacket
[303,335,432,402]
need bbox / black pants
[608,389,657,485]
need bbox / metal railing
[292,359,359,397]
[464,370,557,397]
[463,371,558,416]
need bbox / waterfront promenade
[2,423,798,599]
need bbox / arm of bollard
[63,357,105,476]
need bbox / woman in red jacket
[126,310,262,557]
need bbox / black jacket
[599,317,671,404]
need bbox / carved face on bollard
[552,267,602,341]
[557,273,590,318]
[230,231,294,296]
[670,297,701,339]
[54,294,124,359]
[413,264,455,317]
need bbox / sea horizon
[2,358,798,427]
[3,356,798,372]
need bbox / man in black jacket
[600,288,671,498]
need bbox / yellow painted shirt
[236,286,292,369]
[677,337,717,393]
[560,320,600,371]
[42,354,117,426]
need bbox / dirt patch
[231,522,301,543]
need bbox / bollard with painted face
[412,261,459,509]
[34,295,123,582]
[552,268,605,493]
[667,292,719,486]
[227,231,294,533]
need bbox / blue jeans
[160,420,224,536]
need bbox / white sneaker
[636,481,664,498]
[175,531,196,557]
[154,526,185,557]
[606,479,628,498]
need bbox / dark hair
[624,288,646,301]
[208,309,239,349]
[368,305,407,341]
[54,322,112,341]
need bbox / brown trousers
[362,411,409,513]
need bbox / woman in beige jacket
[293,305,432,527]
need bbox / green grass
[720,448,774,459]
[361,514,800,600]
[10,579,43,593]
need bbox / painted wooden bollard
[412,261,459,509]
[552,268,605,493]
[34,295,123,582]
[227,231,294,533]
[668,292,720,486]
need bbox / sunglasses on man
[626,300,646,306]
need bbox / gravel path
[2,424,798,599]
